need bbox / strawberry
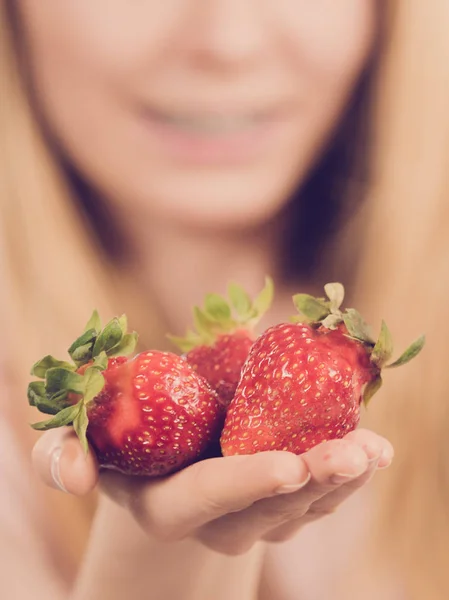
[169,277,274,406]
[220,283,425,456]
[28,312,223,476]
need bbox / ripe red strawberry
[221,283,425,456]
[169,278,273,406]
[28,312,223,476]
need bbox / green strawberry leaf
[28,381,72,414]
[27,381,65,417]
[70,343,94,365]
[167,331,200,353]
[84,310,102,334]
[92,318,123,356]
[343,309,375,344]
[30,355,75,379]
[386,335,426,368]
[193,307,216,340]
[45,368,85,399]
[31,400,66,416]
[83,367,106,405]
[92,351,109,370]
[324,282,345,313]
[68,329,97,363]
[168,276,274,352]
[109,332,138,357]
[73,403,89,455]
[371,320,394,368]
[31,403,81,431]
[118,314,128,336]
[204,294,232,323]
[228,282,252,318]
[27,381,46,407]
[252,276,274,319]
[363,375,383,407]
[49,389,70,405]
[321,314,343,330]
[293,294,330,323]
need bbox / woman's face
[17,1,376,229]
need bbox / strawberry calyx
[168,276,274,353]
[27,311,138,453]
[292,282,426,405]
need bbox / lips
[145,107,276,136]
[138,101,293,165]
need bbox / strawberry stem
[291,282,426,404]
[168,276,274,352]
[28,311,138,454]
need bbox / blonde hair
[1,0,449,596]
[346,1,449,597]
[0,0,165,580]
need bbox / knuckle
[264,452,304,490]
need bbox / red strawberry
[221,283,425,456]
[28,312,223,476]
[169,278,273,406]
[183,331,254,407]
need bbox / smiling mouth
[139,102,293,164]
[144,106,285,135]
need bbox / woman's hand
[33,428,392,555]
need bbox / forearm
[71,495,265,600]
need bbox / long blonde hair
[1,0,449,597]
[352,1,449,597]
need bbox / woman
[1,1,448,599]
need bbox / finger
[261,430,392,539]
[300,431,392,520]
[99,451,310,541]
[195,436,370,553]
[32,428,99,496]
[344,428,394,468]
[262,429,394,543]
[263,453,383,542]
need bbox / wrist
[72,494,266,600]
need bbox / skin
[34,428,392,556]
[18,0,393,585]
[18,0,376,229]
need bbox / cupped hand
[33,428,393,555]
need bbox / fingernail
[275,472,311,494]
[50,447,68,493]
[368,454,382,467]
[331,470,364,485]
[377,457,393,470]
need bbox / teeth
[160,114,259,134]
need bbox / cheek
[282,0,377,89]
[17,2,175,150]
[18,2,178,67]
[265,1,377,192]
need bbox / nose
[185,0,270,69]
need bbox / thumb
[32,428,99,496]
